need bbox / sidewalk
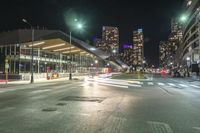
[0,76,85,88]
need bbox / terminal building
[0,29,120,80]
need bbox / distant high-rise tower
[133,29,144,67]
[102,26,119,53]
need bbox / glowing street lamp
[186,57,190,61]
[112,49,117,54]
[77,23,83,29]
[180,14,188,23]
[95,60,98,64]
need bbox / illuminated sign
[123,43,130,49]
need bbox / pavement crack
[158,86,173,96]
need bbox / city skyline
[1,1,200,133]
[0,0,184,66]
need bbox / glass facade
[0,43,102,75]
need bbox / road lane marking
[179,84,188,87]
[148,82,154,85]
[97,82,128,88]
[30,89,51,94]
[129,84,142,87]
[97,79,129,86]
[193,127,200,130]
[147,121,174,133]
[127,81,141,84]
[190,85,199,88]
[0,90,6,93]
[168,83,176,86]
[158,82,165,86]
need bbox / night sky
[0,0,184,66]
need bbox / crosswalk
[142,82,200,89]
[86,78,200,89]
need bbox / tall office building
[175,0,200,69]
[159,41,171,67]
[133,29,144,67]
[102,26,119,53]
[159,18,183,68]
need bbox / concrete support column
[14,44,16,74]
[37,49,40,73]
[60,53,62,72]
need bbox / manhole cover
[60,96,106,103]
[56,103,67,106]
[42,108,57,112]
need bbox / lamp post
[22,19,34,83]
[69,31,72,80]
[186,57,191,77]
[69,21,83,80]
[142,60,146,72]
[95,60,98,75]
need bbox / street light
[69,19,83,80]
[95,60,98,75]
[77,23,83,29]
[142,60,146,72]
[22,19,34,83]
[180,14,188,23]
[186,57,191,77]
[112,49,117,54]
[95,60,98,64]
[186,57,190,61]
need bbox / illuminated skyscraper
[102,26,119,53]
[133,29,144,67]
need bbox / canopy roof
[0,29,110,59]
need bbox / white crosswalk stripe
[179,84,188,87]
[0,90,6,93]
[158,83,165,86]
[148,82,154,85]
[189,85,199,88]
[139,82,144,85]
[97,82,128,88]
[168,83,176,86]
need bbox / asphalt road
[0,76,200,133]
